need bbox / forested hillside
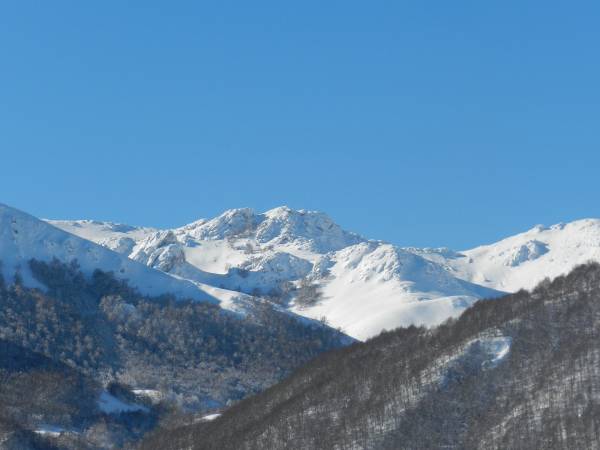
[0,259,348,448]
[140,263,600,450]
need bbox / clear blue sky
[2,2,599,249]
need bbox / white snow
[132,389,164,403]
[290,242,498,340]
[98,391,148,414]
[182,240,248,275]
[199,413,221,421]
[34,424,68,437]
[412,219,600,292]
[48,219,155,254]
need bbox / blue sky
[1,2,599,249]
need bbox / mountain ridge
[43,205,600,340]
[413,218,600,292]
[49,205,503,340]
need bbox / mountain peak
[178,206,362,253]
[256,207,363,252]
[263,205,295,217]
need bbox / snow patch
[133,389,164,403]
[199,413,221,422]
[34,424,69,437]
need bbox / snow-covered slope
[50,206,502,340]
[411,219,600,293]
[0,203,228,305]
[292,242,499,339]
[48,219,156,254]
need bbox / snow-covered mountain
[0,204,354,448]
[0,203,262,312]
[0,204,187,298]
[411,219,600,293]
[50,206,501,340]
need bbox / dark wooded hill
[0,259,348,449]
[140,263,600,450]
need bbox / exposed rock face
[131,231,187,273]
